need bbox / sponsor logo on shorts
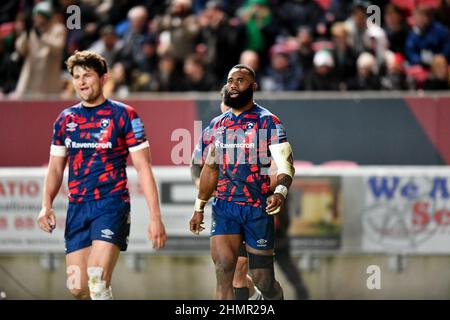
[256,239,268,247]
[101,229,114,239]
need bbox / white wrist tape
[274,185,288,199]
[269,142,295,178]
[194,198,208,212]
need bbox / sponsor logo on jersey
[216,141,255,149]
[64,137,112,149]
[66,122,78,132]
[131,118,145,139]
[65,138,72,148]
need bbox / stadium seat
[320,160,358,168]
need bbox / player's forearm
[198,164,219,200]
[190,163,202,185]
[15,32,28,55]
[137,166,162,220]
[276,173,292,190]
[41,30,65,52]
[42,167,64,209]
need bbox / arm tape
[268,142,295,178]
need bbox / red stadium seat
[294,160,314,168]
[320,160,358,168]
[0,22,13,39]
[315,0,332,10]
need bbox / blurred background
[1,0,450,300]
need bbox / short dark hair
[230,64,256,81]
[220,85,227,99]
[66,50,108,77]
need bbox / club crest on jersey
[66,122,78,132]
[100,119,110,129]
[246,122,254,130]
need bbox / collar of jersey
[229,102,256,120]
[81,99,109,112]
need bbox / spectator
[327,0,353,23]
[149,53,185,92]
[381,51,410,90]
[303,50,339,91]
[237,0,278,64]
[276,0,325,37]
[435,0,450,30]
[134,34,158,75]
[295,27,315,75]
[197,0,246,84]
[181,54,217,91]
[405,6,450,67]
[364,25,389,75]
[239,49,262,84]
[261,48,302,91]
[0,15,23,95]
[14,2,66,97]
[119,6,151,71]
[347,52,381,90]
[330,22,357,86]
[383,3,409,56]
[153,0,200,66]
[344,1,370,55]
[424,54,450,90]
[88,25,124,68]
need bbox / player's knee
[214,257,236,278]
[87,266,113,300]
[69,287,90,300]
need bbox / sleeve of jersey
[122,106,149,152]
[50,113,67,157]
[265,115,288,146]
[201,121,216,162]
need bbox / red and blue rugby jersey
[51,99,148,203]
[202,103,288,207]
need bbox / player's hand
[37,207,56,233]
[266,194,285,215]
[189,211,205,235]
[148,217,167,250]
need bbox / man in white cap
[303,50,339,90]
[14,1,66,97]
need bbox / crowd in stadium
[0,0,450,98]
